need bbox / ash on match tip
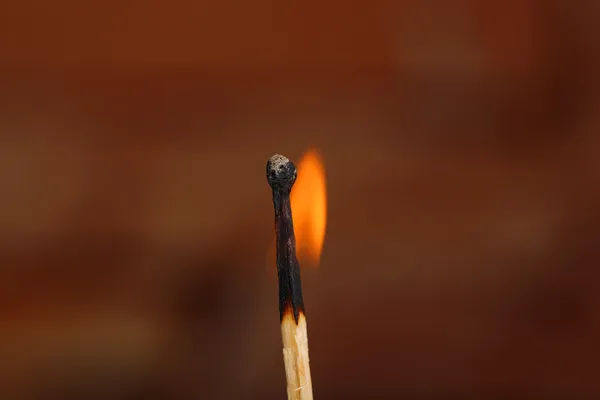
[267,154,297,191]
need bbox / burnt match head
[266,154,297,192]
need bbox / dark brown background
[1,1,599,399]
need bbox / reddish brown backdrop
[1,1,599,399]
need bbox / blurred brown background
[1,0,600,399]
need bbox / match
[266,154,314,400]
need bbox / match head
[266,154,297,191]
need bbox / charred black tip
[266,154,297,192]
[279,277,305,323]
[267,154,305,324]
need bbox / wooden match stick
[266,154,314,400]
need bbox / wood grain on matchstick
[281,310,313,400]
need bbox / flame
[291,149,327,267]
[268,148,327,268]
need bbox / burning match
[266,153,315,400]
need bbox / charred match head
[266,154,304,324]
[267,154,297,192]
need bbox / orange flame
[291,149,327,267]
[268,149,327,269]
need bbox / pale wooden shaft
[281,313,313,400]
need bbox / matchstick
[266,154,314,400]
